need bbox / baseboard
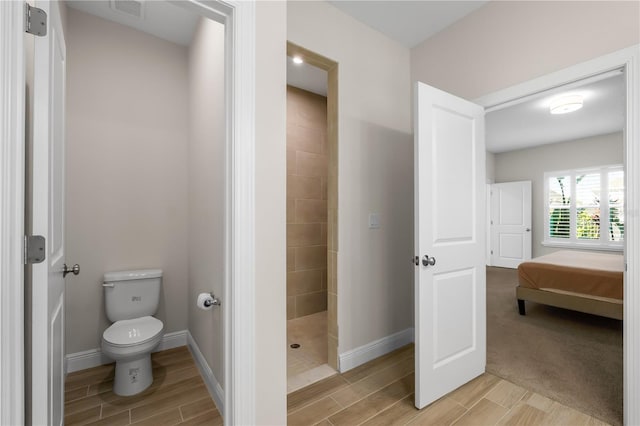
[187,332,225,416]
[338,327,414,373]
[65,330,188,374]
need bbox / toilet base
[113,353,153,396]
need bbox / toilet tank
[103,269,162,322]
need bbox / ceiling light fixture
[549,94,584,114]
[292,56,304,65]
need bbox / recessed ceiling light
[549,94,584,114]
[292,56,303,65]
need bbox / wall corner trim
[338,328,414,373]
[64,330,188,374]
[187,332,225,416]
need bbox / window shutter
[608,170,624,242]
[544,165,623,248]
[575,172,600,240]
[548,175,571,238]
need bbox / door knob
[525,228,531,232]
[63,263,80,277]
[422,255,436,267]
[413,256,419,266]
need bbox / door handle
[63,263,80,278]
[525,228,531,232]
[413,256,419,266]
[422,255,436,267]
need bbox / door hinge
[24,235,46,265]
[25,4,47,37]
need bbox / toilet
[101,269,164,396]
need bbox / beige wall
[255,1,288,423]
[65,8,189,354]
[187,17,225,387]
[287,86,328,320]
[287,1,414,354]
[494,132,623,258]
[411,1,640,100]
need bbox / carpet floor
[486,266,623,426]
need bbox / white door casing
[0,2,26,425]
[475,45,640,424]
[490,181,532,268]
[414,82,486,409]
[31,1,66,424]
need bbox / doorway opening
[484,69,626,425]
[286,42,338,393]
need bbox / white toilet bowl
[101,316,164,396]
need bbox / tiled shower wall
[287,86,328,319]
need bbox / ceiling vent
[109,0,144,19]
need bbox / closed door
[490,181,532,268]
[414,82,486,409]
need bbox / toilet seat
[103,316,163,347]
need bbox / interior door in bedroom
[414,82,486,409]
[490,181,532,268]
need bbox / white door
[31,1,66,424]
[490,181,532,268]
[414,82,486,409]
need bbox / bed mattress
[517,250,624,300]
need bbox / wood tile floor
[287,344,610,426]
[65,344,606,425]
[64,346,222,425]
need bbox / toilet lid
[103,316,163,346]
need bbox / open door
[31,1,67,424]
[414,82,486,409]
[490,181,532,268]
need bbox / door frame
[0,2,26,425]
[0,0,258,424]
[475,44,640,425]
[286,42,340,371]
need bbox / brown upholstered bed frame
[516,250,624,321]
[516,286,623,320]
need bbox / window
[544,165,624,250]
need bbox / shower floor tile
[287,311,334,391]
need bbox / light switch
[368,213,380,229]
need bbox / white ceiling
[486,73,625,153]
[287,58,328,97]
[66,1,199,46]
[327,0,488,48]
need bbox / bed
[516,250,624,320]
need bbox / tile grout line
[287,384,346,417]
[447,400,471,426]
[341,354,415,389]
[328,394,343,409]
[333,372,415,426]
[453,379,502,412]
[308,357,414,415]
[493,402,513,426]
[354,388,416,426]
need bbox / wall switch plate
[368,213,380,229]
